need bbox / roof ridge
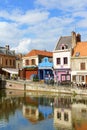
[62,36,71,38]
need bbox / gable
[55,36,72,50]
[38,57,53,68]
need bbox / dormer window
[61,44,68,50]
[62,46,64,50]
[75,52,80,57]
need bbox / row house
[0,45,16,69]
[38,57,53,80]
[71,41,87,84]
[53,31,81,84]
[20,49,52,80]
[0,45,17,79]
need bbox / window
[82,76,84,82]
[6,59,8,65]
[62,46,64,50]
[72,75,76,81]
[31,109,36,115]
[18,63,20,69]
[61,44,68,50]
[13,60,15,66]
[66,75,70,81]
[10,59,12,65]
[0,57,2,64]
[75,52,80,57]
[31,59,36,65]
[56,58,60,64]
[80,63,85,70]
[64,57,68,64]
[64,112,68,121]
[25,108,30,114]
[57,112,61,120]
[25,60,29,65]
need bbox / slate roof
[0,47,15,56]
[72,42,87,57]
[25,49,53,57]
[55,36,72,50]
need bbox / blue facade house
[38,57,53,80]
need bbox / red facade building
[19,49,52,80]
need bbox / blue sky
[0,0,87,53]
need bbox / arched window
[62,46,64,50]
[61,44,68,50]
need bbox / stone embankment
[1,79,87,96]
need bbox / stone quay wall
[1,80,87,96]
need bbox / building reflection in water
[54,95,87,130]
[23,96,54,124]
[54,95,72,130]
[23,97,39,123]
[1,90,87,130]
[72,96,87,130]
[0,90,24,128]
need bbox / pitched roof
[55,36,72,50]
[25,49,53,57]
[72,42,87,57]
[0,46,15,56]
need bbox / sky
[0,0,87,54]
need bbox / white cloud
[0,21,24,46]
[0,0,87,54]
[0,9,49,25]
[11,39,32,53]
[35,0,87,11]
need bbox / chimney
[76,33,81,42]
[5,45,9,50]
[71,31,77,48]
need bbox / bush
[33,75,39,82]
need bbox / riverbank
[1,79,87,96]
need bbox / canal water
[0,90,87,130]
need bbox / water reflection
[23,96,54,124]
[54,95,87,130]
[0,90,87,130]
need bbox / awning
[2,68,18,74]
[23,65,37,68]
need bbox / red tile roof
[72,42,87,57]
[25,49,53,57]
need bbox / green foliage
[33,75,39,82]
